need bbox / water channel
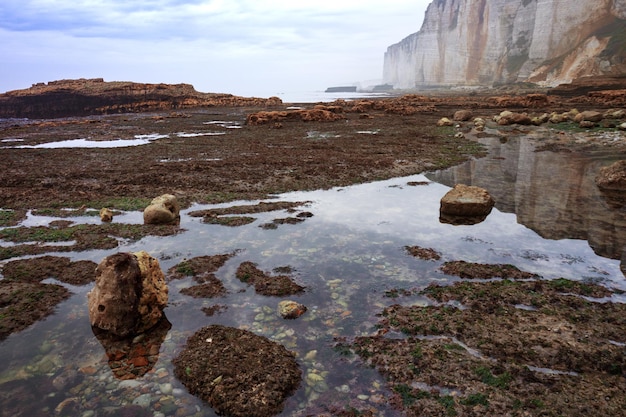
[0,130,624,416]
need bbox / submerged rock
[143,194,180,225]
[92,316,171,380]
[236,261,305,296]
[278,300,307,319]
[173,325,301,417]
[87,251,168,337]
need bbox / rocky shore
[1,79,625,416]
[0,78,282,118]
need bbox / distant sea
[247,91,394,103]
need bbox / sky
[0,0,431,97]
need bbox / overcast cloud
[0,0,430,97]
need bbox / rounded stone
[453,109,473,121]
[143,194,180,225]
[99,207,113,222]
[132,393,152,407]
[278,300,307,319]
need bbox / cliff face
[384,0,626,89]
[0,79,281,118]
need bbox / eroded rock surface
[384,1,626,88]
[88,251,168,337]
[349,278,626,416]
[173,325,301,417]
[236,261,305,296]
[277,300,307,320]
[143,194,180,225]
[0,281,70,341]
[0,78,282,118]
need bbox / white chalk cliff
[383,0,626,88]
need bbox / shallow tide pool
[0,133,624,416]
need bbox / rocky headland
[0,78,281,118]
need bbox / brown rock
[235,261,305,296]
[440,184,495,217]
[604,109,626,119]
[496,111,532,125]
[92,316,171,380]
[453,110,473,121]
[173,325,301,417]
[596,160,626,191]
[549,112,568,123]
[437,117,454,127]
[575,110,604,123]
[531,113,550,126]
[278,300,307,319]
[246,109,345,125]
[99,207,113,222]
[143,194,180,225]
[87,251,168,336]
[0,78,283,118]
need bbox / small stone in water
[132,393,153,407]
[118,380,142,389]
[278,300,307,319]
[337,384,350,393]
[303,350,317,361]
[160,383,173,395]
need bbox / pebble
[337,384,350,393]
[159,383,173,395]
[132,393,152,407]
[118,380,141,389]
[303,350,317,361]
[172,388,186,397]
[39,340,54,354]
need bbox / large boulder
[143,194,180,225]
[173,325,301,417]
[453,109,473,122]
[596,160,626,191]
[440,184,495,218]
[494,111,532,126]
[87,251,168,337]
[574,110,604,123]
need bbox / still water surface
[0,133,624,416]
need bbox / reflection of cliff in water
[427,136,626,261]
